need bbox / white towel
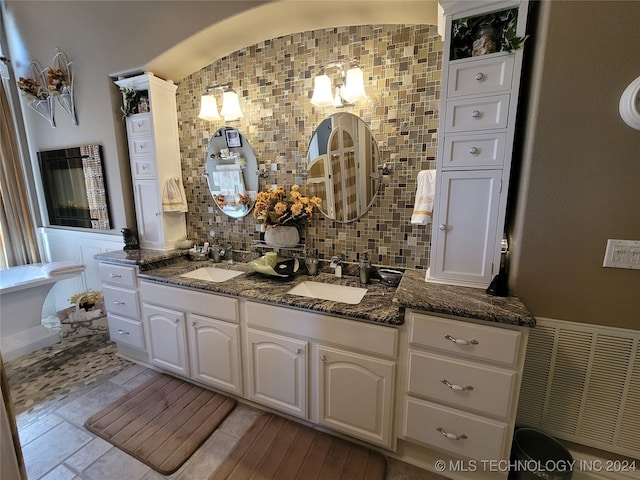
[215,164,242,171]
[41,261,86,276]
[162,177,188,213]
[211,171,246,196]
[411,169,436,225]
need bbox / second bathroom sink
[287,281,367,305]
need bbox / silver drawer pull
[438,224,447,231]
[117,329,130,335]
[437,427,467,440]
[113,301,125,305]
[468,146,479,155]
[109,273,122,278]
[472,110,481,118]
[441,379,474,391]
[445,334,479,345]
[475,72,485,81]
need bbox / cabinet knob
[136,122,143,128]
[155,212,161,216]
[117,329,130,335]
[320,354,327,362]
[475,72,485,81]
[441,379,474,392]
[436,427,467,441]
[468,146,479,155]
[472,110,481,119]
[438,224,447,231]
[192,321,196,327]
[445,334,479,346]
[175,318,179,323]
[295,348,303,355]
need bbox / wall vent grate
[517,318,639,458]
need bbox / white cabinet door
[246,328,308,418]
[144,303,189,376]
[431,170,502,287]
[189,314,242,395]
[316,345,395,448]
[132,179,163,250]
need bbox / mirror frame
[305,112,381,223]
[204,127,259,218]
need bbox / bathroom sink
[287,281,367,305]
[180,266,245,283]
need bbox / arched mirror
[306,112,380,223]
[204,127,259,218]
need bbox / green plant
[450,8,527,60]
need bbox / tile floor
[5,330,447,480]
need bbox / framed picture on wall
[225,129,242,148]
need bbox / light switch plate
[603,239,640,269]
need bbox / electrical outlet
[603,239,640,270]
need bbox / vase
[264,225,300,248]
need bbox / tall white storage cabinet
[429,1,529,288]
[115,73,186,250]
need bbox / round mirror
[306,112,381,222]
[204,127,259,218]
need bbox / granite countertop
[136,258,403,325]
[96,249,535,328]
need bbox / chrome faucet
[330,254,345,278]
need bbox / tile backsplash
[176,24,442,269]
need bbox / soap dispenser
[359,252,371,284]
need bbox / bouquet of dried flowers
[253,185,321,227]
[46,68,68,94]
[69,289,104,310]
[17,76,48,100]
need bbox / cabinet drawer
[444,94,510,133]
[442,133,507,168]
[407,350,516,418]
[127,114,152,136]
[99,263,137,288]
[130,137,156,157]
[403,397,509,460]
[102,285,139,319]
[107,314,145,350]
[447,55,515,97]
[409,313,521,366]
[131,157,156,178]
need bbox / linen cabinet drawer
[409,313,521,366]
[444,94,510,133]
[407,350,516,418]
[130,137,156,157]
[442,133,507,168]
[131,157,156,178]
[447,55,515,97]
[403,397,508,460]
[107,314,145,350]
[99,263,137,288]
[102,285,139,318]
[127,114,152,136]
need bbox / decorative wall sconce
[198,82,243,122]
[310,62,368,108]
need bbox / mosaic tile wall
[175,24,442,269]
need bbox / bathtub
[0,263,84,361]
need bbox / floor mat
[210,412,386,480]
[84,373,236,475]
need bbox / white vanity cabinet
[99,262,147,359]
[243,301,397,449]
[397,310,528,479]
[115,73,186,250]
[429,0,529,288]
[139,280,242,395]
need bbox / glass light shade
[198,94,220,121]
[220,90,243,121]
[342,67,367,103]
[310,74,334,107]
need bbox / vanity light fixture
[310,62,367,108]
[198,82,244,122]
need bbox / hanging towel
[411,169,436,225]
[41,261,86,277]
[211,171,246,196]
[162,177,188,213]
[215,163,242,172]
